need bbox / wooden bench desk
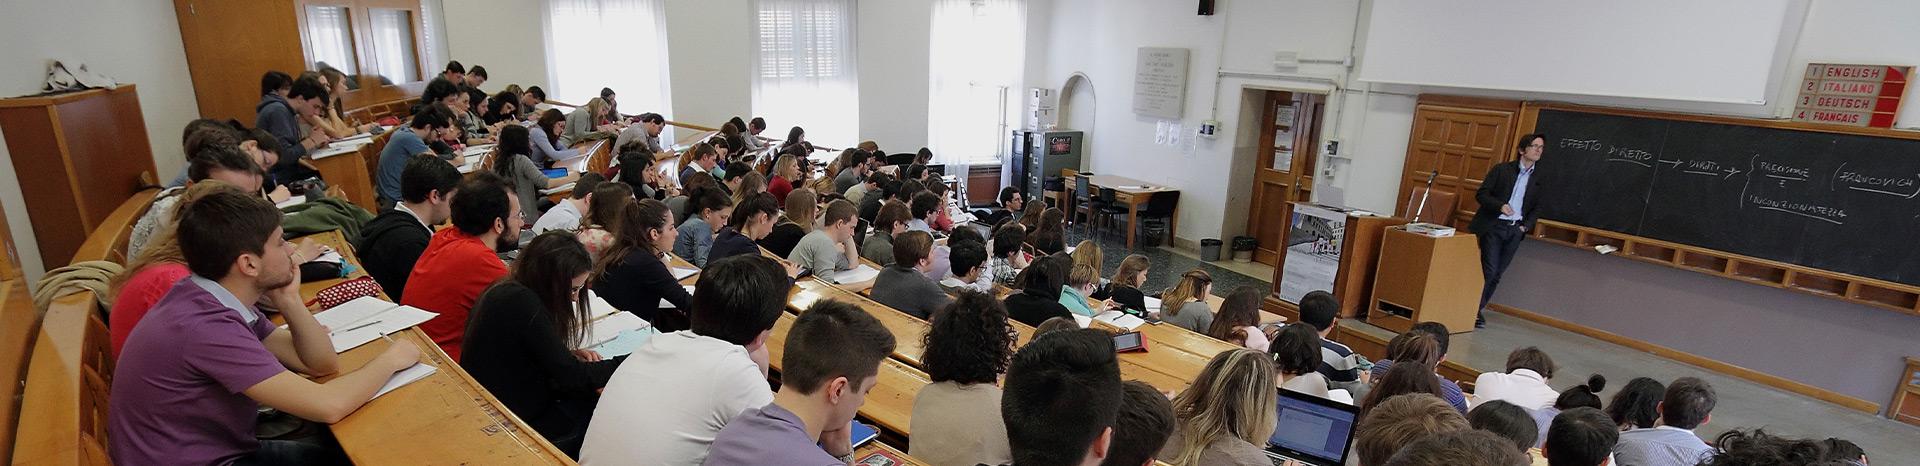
[855,441,933,466]
[299,230,574,465]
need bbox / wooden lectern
[1368,226,1483,334]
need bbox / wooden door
[175,0,308,123]
[1248,91,1326,265]
[1395,95,1523,228]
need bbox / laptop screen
[1267,389,1357,463]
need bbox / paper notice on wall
[1167,122,1183,147]
[1154,121,1169,145]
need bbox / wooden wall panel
[176,0,307,124]
[1395,95,1523,229]
[0,87,156,266]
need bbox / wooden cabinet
[0,86,157,266]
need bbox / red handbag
[306,276,387,310]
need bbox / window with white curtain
[369,8,421,84]
[928,0,1025,166]
[419,0,448,77]
[544,0,672,115]
[304,5,357,75]
[751,0,858,149]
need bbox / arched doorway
[1059,73,1097,168]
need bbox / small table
[1082,174,1179,250]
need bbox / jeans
[1476,221,1527,323]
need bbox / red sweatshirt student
[402,174,521,360]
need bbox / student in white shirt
[1268,323,1330,399]
[531,173,603,234]
[1473,346,1562,411]
[939,242,994,293]
[576,255,789,466]
[1613,377,1717,466]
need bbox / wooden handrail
[71,188,160,265]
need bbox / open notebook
[297,297,439,353]
[830,265,881,285]
[576,292,662,358]
[373,363,437,399]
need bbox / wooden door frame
[1248,90,1329,266]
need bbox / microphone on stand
[1412,171,1437,223]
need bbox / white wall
[665,0,753,127]
[856,0,932,152]
[1034,0,1917,245]
[441,0,550,93]
[0,0,200,284]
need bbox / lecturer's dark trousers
[1476,220,1527,324]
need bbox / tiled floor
[1067,227,1920,459]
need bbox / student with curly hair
[910,291,1019,465]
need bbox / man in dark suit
[1469,133,1547,328]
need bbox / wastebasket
[1200,238,1223,261]
[1231,236,1258,262]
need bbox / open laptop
[1265,388,1358,466]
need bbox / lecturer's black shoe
[1474,311,1488,329]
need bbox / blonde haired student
[1158,269,1215,334]
[1158,349,1279,466]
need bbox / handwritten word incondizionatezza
[1748,194,1847,225]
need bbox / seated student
[1381,430,1529,466]
[581,255,788,465]
[986,224,1032,285]
[907,191,940,233]
[377,104,456,207]
[1530,375,1607,449]
[1069,240,1105,290]
[1297,290,1370,398]
[845,169,883,206]
[1476,347,1563,410]
[490,124,579,224]
[1359,350,1452,421]
[1468,400,1541,463]
[111,182,246,356]
[239,128,294,202]
[862,200,910,267]
[132,129,269,257]
[1106,380,1177,466]
[725,166,765,205]
[1206,286,1269,351]
[109,189,420,466]
[704,299,897,465]
[767,154,801,204]
[1352,394,1470,466]
[668,172,718,226]
[311,68,377,138]
[533,173,605,234]
[405,173,519,360]
[1003,329,1125,466]
[1370,322,1470,413]
[1269,323,1331,399]
[926,183,957,232]
[871,231,954,319]
[1613,377,1716,466]
[832,148,867,195]
[1034,316,1080,336]
[787,199,862,283]
[764,188,817,258]
[1028,208,1069,256]
[593,200,695,332]
[941,241,994,293]
[708,192,781,262]
[1157,349,1278,465]
[910,290,1018,465]
[357,154,461,302]
[977,186,1024,226]
[1544,407,1618,466]
[615,150,673,200]
[681,143,724,186]
[613,112,667,156]
[531,109,581,166]
[1103,254,1150,314]
[858,174,902,223]
[577,182,636,261]
[519,86,547,119]
[482,90,522,126]
[462,232,621,457]
[673,186,734,267]
[1004,255,1075,326]
[1059,264,1106,317]
[1158,270,1216,333]
[562,97,619,146]
[1607,377,1666,432]
[256,74,328,183]
[1819,438,1868,466]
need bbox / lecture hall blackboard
[1534,108,1920,286]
